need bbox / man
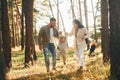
[38,18,59,72]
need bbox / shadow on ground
[14,71,83,80]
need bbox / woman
[67,19,89,72]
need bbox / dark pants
[43,43,56,68]
[89,46,96,55]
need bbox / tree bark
[1,0,12,69]
[53,0,65,31]
[10,0,16,48]
[23,0,34,66]
[15,0,21,46]
[49,0,54,17]
[101,0,110,63]
[0,52,6,80]
[78,0,82,23]
[0,1,6,79]
[84,0,89,30]
[70,0,75,19]
[109,0,120,79]
[21,0,25,50]
[91,0,97,42]
[57,0,59,29]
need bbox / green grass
[8,48,110,80]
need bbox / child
[56,34,67,65]
[88,41,97,57]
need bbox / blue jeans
[43,43,56,68]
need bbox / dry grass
[8,47,110,80]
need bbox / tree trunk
[0,1,6,79]
[49,0,54,17]
[101,0,110,63]
[53,0,65,31]
[57,0,59,29]
[23,0,34,67]
[1,0,12,69]
[15,0,21,46]
[91,0,97,42]
[78,0,82,23]
[10,0,16,48]
[0,52,6,80]
[109,0,120,79]
[21,0,25,50]
[70,0,75,19]
[84,0,89,30]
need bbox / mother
[67,19,89,72]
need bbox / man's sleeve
[55,28,59,38]
[38,27,43,46]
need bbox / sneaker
[56,59,60,60]
[52,67,57,71]
[47,68,50,72]
[77,66,83,74]
[64,62,66,65]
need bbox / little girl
[57,34,67,65]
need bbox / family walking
[38,18,89,73]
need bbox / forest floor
[8,46,110,80]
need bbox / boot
[64,62,66,65]
[52,67,56,71]
[77,66,83,73]
[46,67,50,72]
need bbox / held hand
[59,31,62,35]
[65,32,68,36]
[57,46,59,50]
[39,45,43,51]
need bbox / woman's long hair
[73,19,84,28]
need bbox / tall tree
[0,0,6,79]
[84,0,88,30]
[49,0,54,17]
[53,0,65,31]
[57,0,59,29]
[21,0,25,50]
[70,0,75,19]
[10,0,16,48]
[101,0,109,63]
[109,0,120,79]
[23,0,35,66]
[91,0,97,42]
[14,0,21,46]
[0,52,6,80]
[1,0,11,69]
[78,0,82,23]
